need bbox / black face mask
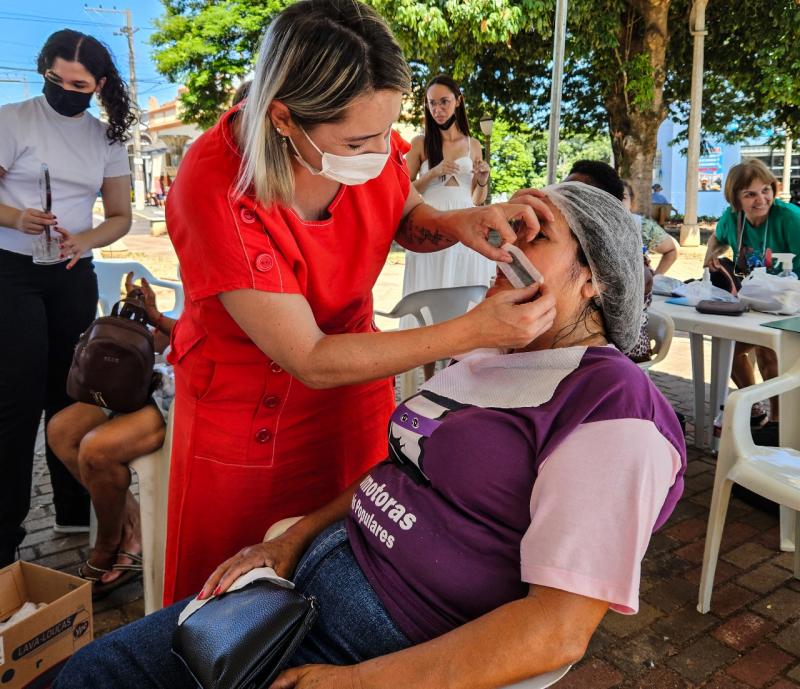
[435,114,457,131]
[42,80,93,117]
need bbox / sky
[0,1,180,113]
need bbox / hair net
[543,181,644,353]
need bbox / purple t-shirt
[345,346,686,644]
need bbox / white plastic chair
[374,285,488,399]
[130,408,174,614]
[264,517,571,688]
[697,358,800,613]
[94,258,184,318]
[637,308,674,373]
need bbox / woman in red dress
[163,0,557,603]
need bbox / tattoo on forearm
[398,215,450,247]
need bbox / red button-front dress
[162,107,410,603]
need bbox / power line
[0,65,39,73]
[85,5,146,210]
[0,10,157,30]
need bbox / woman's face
[286,89,402,170]
[486,197,598,348]
[45,57,102,94]
[426,83,459,127]
[738,178,774,223]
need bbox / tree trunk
[605,0,671,217]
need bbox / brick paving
[15,244,800,687]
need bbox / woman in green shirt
[703,159,800,424]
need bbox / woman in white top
[403,76,495,298]
[0,30,133,567]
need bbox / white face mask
[289,126,390,186]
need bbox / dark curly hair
[37,29,136,144]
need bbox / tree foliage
[150,0,800,180]
[150,0,287,129]
[487,120,612,195]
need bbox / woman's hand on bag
[440,200,554,262]
[269,664,359,689]
[704,256,723,270]
[14,208,57,235]
[198,532,306,600]
[465,282,557,350]
[53,226,91,269]
[124,272,160,322]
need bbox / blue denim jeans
[54,523,410,689]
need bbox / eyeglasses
[427,97,455,110]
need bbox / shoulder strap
[734,210,748,276]
[112,297,149,327]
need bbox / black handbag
[695,299,747,316]
[172,581,318,689]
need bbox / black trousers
[0,248,98,565]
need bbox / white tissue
[0,601,46,632]
[177,567,293,626]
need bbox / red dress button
[255,253,274,272]
[255,428,272,443]
[270,362,282,374]
[240,208,256,224]
[263,395,280,408]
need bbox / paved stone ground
[17,238,800,687]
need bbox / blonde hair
[235,0,411,207]
[724,159,778,210]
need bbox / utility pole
[85,5,146,210]
[680,0,708,247]
[546,0,569,185]
[781,130,793,202]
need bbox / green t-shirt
[715,198,800,273]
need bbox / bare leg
[47,403,110,489]
[77,405,165,582]
[730,342,756,389]
[754,346,779,421]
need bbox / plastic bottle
[711,405,724,454]
[778,261,798,280]
[701,267,712,298]
[774,253,798,280]
[712,405,724,438]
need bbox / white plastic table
[651,296,800,551]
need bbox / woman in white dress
[403,75,495,298]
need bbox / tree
[486,121,612,196]
[371,0,800,212]
[150,0,288,129]
[150,0,800,214]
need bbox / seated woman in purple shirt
[55,182,686,689]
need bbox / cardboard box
[0,562,92,689]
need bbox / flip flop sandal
[89,568,142,602]
[111,550,143,573]
[77,560,112,583]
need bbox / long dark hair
[423,74,470,171]
[37,29,136,144]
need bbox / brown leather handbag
[66,298,155,413]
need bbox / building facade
[653,119,799,217]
